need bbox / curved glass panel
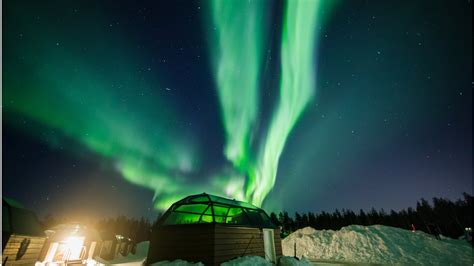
[163,212,208,225]
[189,195,209,203]
[159,193,275,228]
[175,204,207,214]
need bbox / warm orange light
[63,236,85,260]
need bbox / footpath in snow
[282,224,473,265]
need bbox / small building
[97,231,133,260]
[147,193,282,265]
[38,223,102,265]
[2,197,46,265]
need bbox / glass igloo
[157,193,275,228]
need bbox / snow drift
[220,256,311,266]
[282,225,473,265]
[220,256,270,266]
[151,259,204,266]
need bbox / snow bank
[277,256,312,266]
[151,259,203,266]
[220,256,270,266]
[219,256,312,266]
[282,225,473,265]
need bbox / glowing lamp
[63,236,85,260]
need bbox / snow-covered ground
[282,225,473,265]
[219,256,310,266]
[151,256,309,266]
[220,256,270,266]
[151,259,204,266]
[93,225,473,265]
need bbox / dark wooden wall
[274,228,283,257]
[2,234,46,265]
[147,224,283,266]
[147,224,215,265]
[213,225,264,264]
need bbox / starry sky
[2,0,472,221]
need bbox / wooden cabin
[96,230,117,260]
[97,231,133,260]
[2,197,47,265]
[38,223,102,265]
[147,193,282,265]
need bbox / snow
[282,225,474,265]
[220,256,270,266]
[151,256,311,266]
[83,225,473,265]
[150,259,204,266]
[277,256,312,266]
[218,256,313,266]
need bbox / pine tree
[269,212,281,227]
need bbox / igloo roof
[157,193,276,228]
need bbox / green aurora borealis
[209,0,264,173]
[209,0,336,206]
[5,32,201,209]
[3,0,472,217]
[209,0,335,206]
[249,0,332,206]
[4,0,336,209]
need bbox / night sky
[3,0,472,221]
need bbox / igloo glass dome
[157,193,275,228]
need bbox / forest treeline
[41,193,472,241]
[269,192,472,239]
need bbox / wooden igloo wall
[147,223,282,265]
